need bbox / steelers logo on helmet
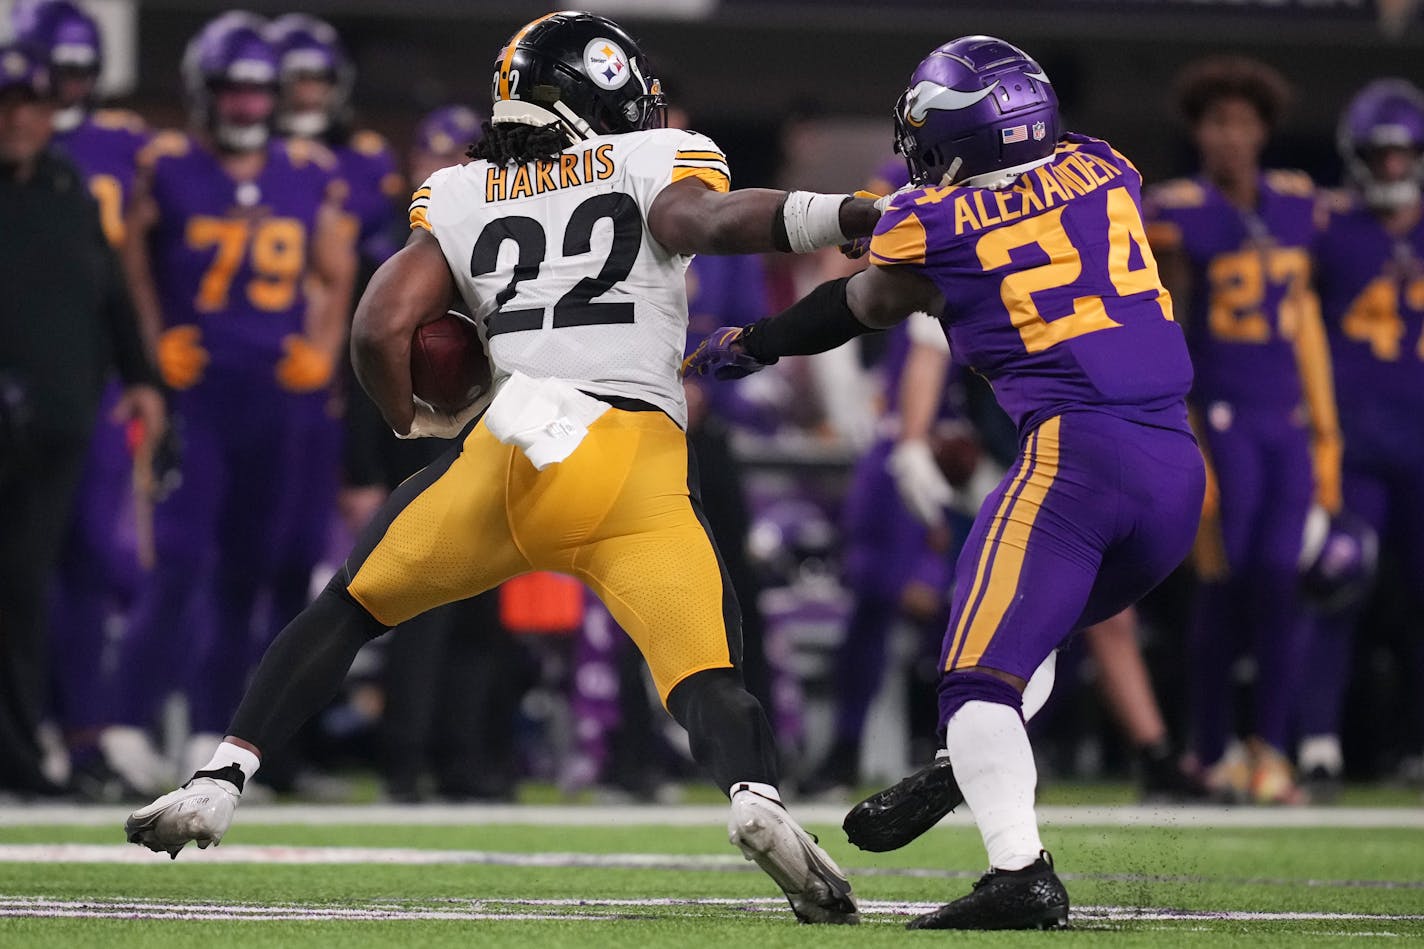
[584,37,631,91]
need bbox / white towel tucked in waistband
[482,371,610,470]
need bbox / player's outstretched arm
[647,178,880,256]
[684,263,941,379]
[351,228,458,436]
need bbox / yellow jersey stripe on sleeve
[868,212,927,266]
[675,150,727,162]
[411,186,432,200]
[410,204,432,232]
[671,166,730,193]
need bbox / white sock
[1021,651,1057,723]
[729,781,781,803]
[945,700,1042,871]
[1297,734,1343,774]
[198,740,262,788]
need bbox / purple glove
[682,326,772,380]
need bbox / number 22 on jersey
[975,186,1173,354]
[185,215,306,313]
[471,192,643,337]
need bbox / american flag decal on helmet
[1001,124,1028,144]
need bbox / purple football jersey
[52,109,148,246]
[140,132,342,371]
[869,133,1192,436]
[334,129,404,267]
[1145,169,1318,412]
[1313,192,1424,427]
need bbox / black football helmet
[490,11,665,144]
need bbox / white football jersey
[410,128,732,428]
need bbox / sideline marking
[1,844,1421,891]
[1,895,1422,925]
[4,803,1424,829]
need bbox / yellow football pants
[345,408,739,701]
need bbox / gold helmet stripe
[497,12,560,103]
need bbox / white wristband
[781,191,850,254]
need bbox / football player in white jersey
[124,11,878,925]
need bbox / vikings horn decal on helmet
[266,14,354,138]
[181,12,278,154]
[1338,78,1424,212]
[489,11,665,145]
[1298,506,1380,613]
[12,0,101,72]
[893,35,1060,188]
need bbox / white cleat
[728,790,860,924]
[125,772,241,860]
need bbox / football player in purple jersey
[1144,57,1340,805]
[12,0,156,796]
[100,12,356,781]
[689,35,1202,929]
[1298,79,1424,796]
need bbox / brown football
[410,312,491,413]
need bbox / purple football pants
[1300,448,1424,738]
[106,367,303,734]
[1190,405,1313,763]
[49,382,142,736]
[936,411,1203,728]
[838,437,954,741]
[264,389,342,659]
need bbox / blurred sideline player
[797,158,961,797]
[1145,57,1340,804]
[125,11,881,926]
[689,35,1202,928]
[263,15,406,661]
[12,0,151,796]
[101,12,355,787]
[1300,79,1424,796]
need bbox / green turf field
[2,805,1421,947]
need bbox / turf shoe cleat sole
[842,755,963,852]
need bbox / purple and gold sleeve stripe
[673,149,731,192]
[409,186,432,232]
[868,211,927,267]
[944,416,1063,672]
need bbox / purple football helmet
[0,41,50,97]
[266,13,353,137]
[893,35,1060,188]
[12,0,100,72]
[181,12,278,153]
[1299,507,1379,613]
[415,104,485,158]
[1338,78,1424,211]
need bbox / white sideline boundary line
[3,803,1424,828]
[0,895,1421,925]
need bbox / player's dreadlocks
[1173,56,1293,131]
[468,120,569,165]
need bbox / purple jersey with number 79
[868,132,1193,438]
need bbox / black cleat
[907,851,1069,931]
[842,755,962,852]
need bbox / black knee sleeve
[666,668,780,795]
[228,578,388,752]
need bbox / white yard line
[3,802,1423,828]
[1,844,1421,892]
[0,895,1421,924]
